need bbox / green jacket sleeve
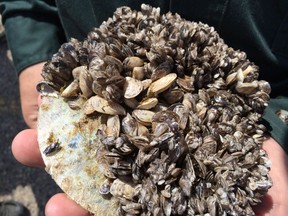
[263,97,288,152]
[0,0,66,74]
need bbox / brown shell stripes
[38,4,272,216]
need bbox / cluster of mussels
[38,4,272,216]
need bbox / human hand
[253,137,288,216]
[12,129,288,215]
[12,129,90,216]
[19,63,45,129]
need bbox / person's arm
[0,0,66,128]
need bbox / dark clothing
[1,0,288,151]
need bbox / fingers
[38,94,42,106]
[252,194,273,216]
[254,137,288,215]
[12,129,45,168]
[12,130,90,216]
[19,62,44,128]
[45,193,90,216]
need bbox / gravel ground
[0,34,62,215]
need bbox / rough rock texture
[38,4,272,216]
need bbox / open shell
[147,73,177,97]
[83,95,126,115]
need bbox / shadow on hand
[253,194,273,216]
